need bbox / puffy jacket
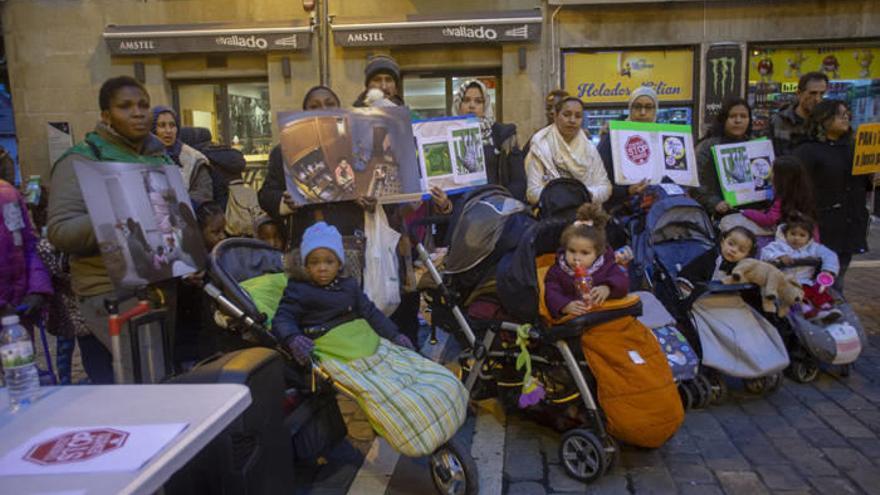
[0,180,52,308]
[769,103,808,157]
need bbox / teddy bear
[722,258,804,317]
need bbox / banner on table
[853,123,880,176]
[73,160,207,290]
[609,120,698,187]
[412,116,488,193]
[711,139,775,207]
[277,107,422,205]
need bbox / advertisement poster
[563,49,695,105]
[73,160,207,289]
[412,116,488,192]
[277,107,421,205]
[853,122,880,175]
[711,139,776,206]
[749,46,877,85]
[703,44,744,130]
[609,120,699,186]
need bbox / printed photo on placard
[413,116,488,192]
[278,107,421,205]
[712,139,776,206]
[73,160,207,289]
[609,120,699,187]
[662,135,688,171]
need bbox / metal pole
[317,0,330,86]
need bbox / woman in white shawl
[525,96,611,206]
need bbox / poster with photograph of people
[711,139,776,206]
[73,160,207,289]
[277,107,422,205]
[609,120,699,187]
[412,116,488,192]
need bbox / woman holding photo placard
[794,100,870,290]
[692,97,753,216]
[525,97,611,206]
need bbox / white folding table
[0,383,251,495]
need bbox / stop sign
[24,428,129,465]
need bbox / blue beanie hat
[300,222,345,265]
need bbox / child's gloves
[393,334,415,350]
[288,335,315,366]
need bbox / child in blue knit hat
[273,221,414,365]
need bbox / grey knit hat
[364,55,401,88]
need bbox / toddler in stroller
[760,214,867,382]
[205,223,478,495]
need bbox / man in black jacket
[769,72,828,157]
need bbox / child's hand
[779,255,794,266]
[288,335,315,366]
[562,300,590,316]
[590,285,611,306]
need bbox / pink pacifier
[816,272,835,293]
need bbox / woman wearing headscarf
[152,106,213,205]
[525,96,611,206]
[452,79,526,200]
[596,86,656,212]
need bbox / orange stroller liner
[537,256,683,448]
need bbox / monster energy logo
[709,56,736,97]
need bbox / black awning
[103,21,312,56]
[331,10,542,48]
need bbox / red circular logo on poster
[24,428,129,465]
[625,136,651,165]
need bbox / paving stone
[620,447,663,469]
[824,412,876,439]
[699,438,750,471]
[799,427,851,448]
[736,438,789,466]
[678,483,724,495]
[768,436,839,477]
[684,411,728,441]
[850,436,880,458]
[740,399,781,416]
[807,476,860,495]
[777,407,826,430]
[659,429,701,456]
[667,457,716,484]
[756,465,810,491]
[770,490,813,495]
[508,481,547,495]
[545,464,588,493]
[629,465,678,494]
[504,438,543,481]
[821,447,875,469]
[849,407,880,433]
[716,470,770,495]
[753,415,800,438]
[846,465,880,495]
[581,472,630,495]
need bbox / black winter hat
[364,55,401,88]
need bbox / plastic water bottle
[1,315,40,410]
[24,175,41,205]
[574,265,593,309]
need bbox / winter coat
[769,103,808,157]
[176,143,213,205]
[677,247,741,286]
[544,247,630,319]
[794,138,870,255]
[740,198,820,240]
[273,275,401,346]
[486,122,527,202]
[47,123,172,296]
[525,124,611,206]
[596,133,631,212]
[760,229,839,285]
[0,180,52,309]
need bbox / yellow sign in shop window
[749,47,877,84]
[564,49,694,104]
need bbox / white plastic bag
[363,208,402,315]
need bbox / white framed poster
[711,139,775,206]
[412,116,487,193]
[609,120,699,187]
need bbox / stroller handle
[769,257,823,270]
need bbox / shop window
[173,80,272,163]
[403,72,500,121]
[747,44,880,136]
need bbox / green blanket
[314,319,379,362]
[240,272,288,327]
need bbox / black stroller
[203,237,479,495]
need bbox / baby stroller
[203,237,479,495]
[640,189,789,399]
[769,258,868,383]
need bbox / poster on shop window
[711,139,775,207]
[72,159,207,289]
[277,107,423,206]
[412,116,487,193]
[609,120,699,187]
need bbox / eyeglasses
[836,111,852,120]
[631,104,656,112]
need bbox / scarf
[557,249,605,278]
[530,124,592,182]
[452,79,495,148]
[151,106,184,166]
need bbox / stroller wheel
[602,435,620,475]
[839,364,852,378]
[559,428,608,483]
[701,372,727,405]
[692,375,713,409]
[766,372,783,392]
[744,377,766,394]
[786,360,819,383]
[678,382,693,410]
[430,437,479,495]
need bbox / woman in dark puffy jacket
[794,99,870,290]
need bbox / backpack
[199,144,247,211]
[225,180,265,237]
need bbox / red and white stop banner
[625,135,651,165]
[24,428,129,465]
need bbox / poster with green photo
[711,138,775,206]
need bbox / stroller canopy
[444,185,530,275]
[209,237,286,319]
[646,196,715,278]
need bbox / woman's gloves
[288,335,315,366]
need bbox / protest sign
[609,120,699,187]
[412,116,487,193]
[277,107,422,205]
[853,122,880,176]
[73,160,207,289]
[711,139,775,207]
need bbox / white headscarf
[452,79,495,147]
[627,86,659,121]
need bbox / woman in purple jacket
[0,179,52,318]
[544,203,629,319]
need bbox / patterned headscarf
[452,79,495,148]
